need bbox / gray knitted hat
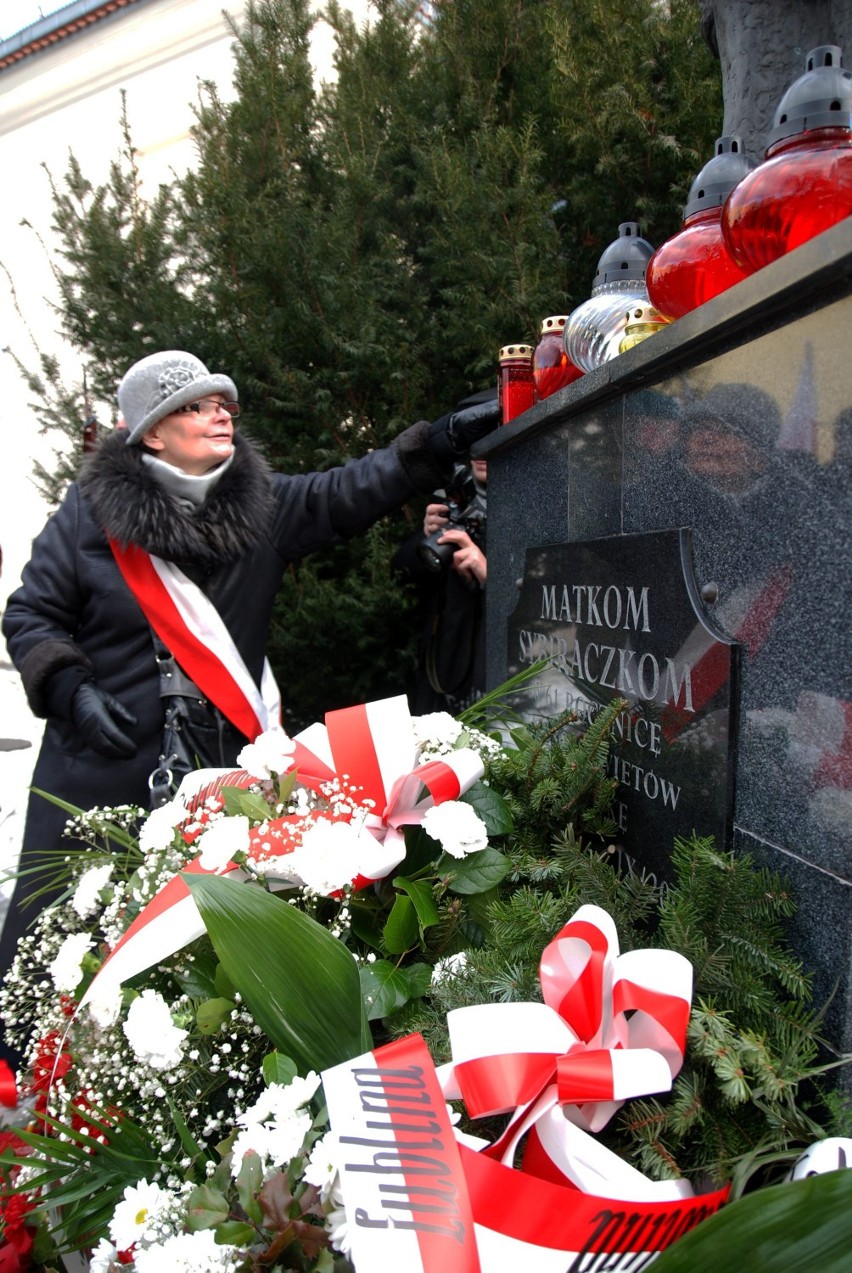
[118,351,238,444]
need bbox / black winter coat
[0,422,443,1021]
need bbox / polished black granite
[477,218,852,1055]
[506,531,739,884]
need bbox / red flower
[0,1194,35,1256]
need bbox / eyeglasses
[176,398,240,419]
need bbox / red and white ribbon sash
[79,696,484,1011]
[323,1032,729,1273]
[109,539,281,740]
[322,1034,481,1273]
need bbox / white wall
[0,0,363,600]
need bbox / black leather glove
[427,395,500,470]
[71,682,138,758]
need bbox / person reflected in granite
[676,381,850,849]
[627,389,684,492]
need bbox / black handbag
[147,638,231,808]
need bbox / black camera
[417,464,487,573]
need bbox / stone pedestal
[477,218,852,1057]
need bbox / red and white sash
[109,539,281,741]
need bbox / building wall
[0,0,364,598]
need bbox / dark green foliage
[400,716,847,1192]
[8,0,723,723]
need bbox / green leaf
[166,1095,206,1163]
[382,893,419,954]
[214,962,236,998]
[651,1171,852,1272]
[403,962,434,998]
[359,960,419,1020]
[184,873,370,1073]
[263,1051,299,1087]
[172,941,219,999]
[215,1220,256,1245]
[196,997,235,1035]
[185,1182,230,1231]
[221,786,273,822]
[442,848,511,895]
[236,1149,264,1223]
[396,823,445,876]
[461,782,513,835]
[393,876,440,933]
[348,898,385,952]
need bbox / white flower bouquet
[0,697,509,1271]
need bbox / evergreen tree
[11,0,722,726]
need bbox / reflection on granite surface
[482,225,851,1054]
[619,315,850,878]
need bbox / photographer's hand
[440,529,487,586]
[423,503,450,536]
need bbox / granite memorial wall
[477,218,852,1058]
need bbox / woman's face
[141,397,236,475]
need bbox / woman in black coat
[0,350,497,1064]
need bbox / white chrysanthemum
[108,1179,171,1250]
[231,1110,311,1179]
[196,814,250,871]
[231,1073,320,1178]
[303,1131,341,1203]
[139,798,186,853]
[431,951,468,984]
[88,1237,119,1272]
[237,1073,319,1130]
[421,800,488,859]
[48,932,92,992]
[71,863,114,918]
[325,1179,352,1257]
[237,728,296,779]
[123,989,188,1071]
[133,1228,238,1271]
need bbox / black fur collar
[79,430,274,567]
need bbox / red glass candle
[646,136,755,320]
[498,343,535,424]
[722,46,852,274]
[532,316,583,400]
[647,209,752,319]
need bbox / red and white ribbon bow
[438,904,694,1199]
[248,695,483,879]
[79,696,483,1012]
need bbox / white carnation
[196,814,249,871]
[237,728,296,779]
[412,712,463,753]
[71,863,114,919]
[87,979,123,1029]
[286,818,366,894]
[139,798,186,853]
[48,932,92,992]
[123,989,187,1071]
[421,800,488,858]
